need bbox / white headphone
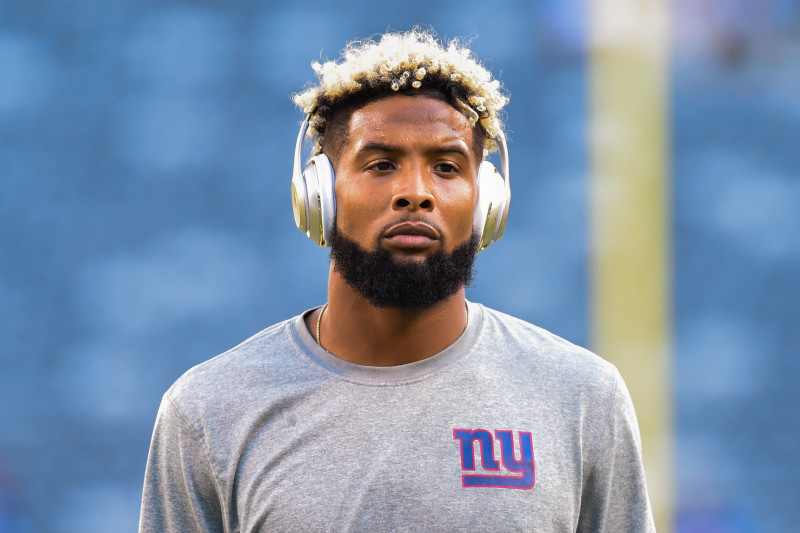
[291,115,510,252]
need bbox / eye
[433,162,459,175]
[368,160,395,172]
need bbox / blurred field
[1,1,798,531]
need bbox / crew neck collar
[290,301,483,385]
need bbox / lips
[383,222,440,240]
[382,222,440,250]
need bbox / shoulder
[170,318,290,390]
[162,314,313,426]
[474,304,623,402]
[477,304,619,377]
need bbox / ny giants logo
[453,429,535,489]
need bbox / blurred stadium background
[1,1,798,531]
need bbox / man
[139,29,655,532]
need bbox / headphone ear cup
[296,154,336,247]
[312,154,336,246]
[291,163,310,235]
[474,161,509,252]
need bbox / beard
[329,221,479,310]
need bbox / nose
[391,166,435,211]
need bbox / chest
[222,385,587,532]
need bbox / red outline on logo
[453,429,536,490]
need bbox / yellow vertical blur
[588,1,672,531]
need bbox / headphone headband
[491,129,511,243]
[292,115,312,186]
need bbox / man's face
[328,93,482,309]
[332,94,480,261]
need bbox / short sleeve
[576,371,657,532]
[138,393,226,533]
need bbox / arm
[139,394,226,533]
[576,371,656,532]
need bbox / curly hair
[292,28,509,157]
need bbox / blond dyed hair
[292,28,509,155]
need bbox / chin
[390,253,431,264]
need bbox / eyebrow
[357,142,398,155]
[430,144,472,161]
[356,141,472,161]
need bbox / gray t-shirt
[139,302,655,532]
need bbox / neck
[306,269,468,367]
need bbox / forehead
[344,94,476,153]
